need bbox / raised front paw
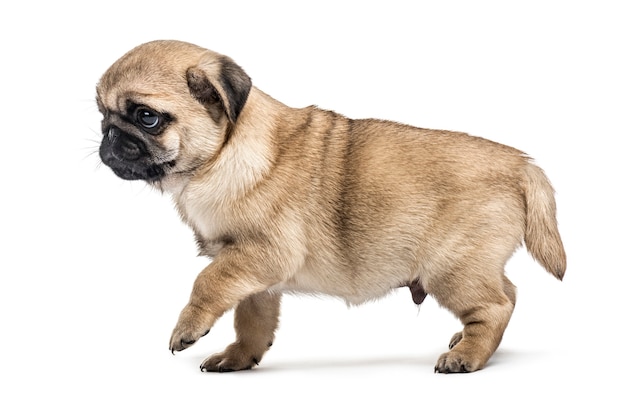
[169,304,213,353]
[200,342,266,372]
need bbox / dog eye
[136,108,160,130]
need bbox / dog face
[96,40,252,184]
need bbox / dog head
[96,40,252,183]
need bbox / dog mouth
[99,126,176,182]
[108,160,175,181]
[102,149,176,181]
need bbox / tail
[522,162,567,280]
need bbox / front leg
[200,291,282,372]
[169,248,282,353]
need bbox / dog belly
[272,281,394,305]
[271,261,414,305]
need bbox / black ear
[187,55,252,123]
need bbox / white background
[1,1,624,391]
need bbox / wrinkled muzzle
[99,126,167,181]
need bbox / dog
[96,40,566,373]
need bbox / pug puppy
[96,40,566,373]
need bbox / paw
[169,304,213,353]
[434,350,483,373]
[200,342,263,372]
[448,332,463,349]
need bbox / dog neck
[165,87,285,240]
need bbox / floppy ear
[186,53,252,123]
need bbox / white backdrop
[1,1,623,391]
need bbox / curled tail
[522,162,567,280]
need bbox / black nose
[106,125,120,141]
[106,126,146,161]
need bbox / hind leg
[447,275,517,351]
[432,271,515,373]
